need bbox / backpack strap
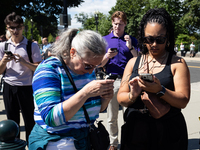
[4,42,9,51]
[2,42,9,76]
[27,41,33,63]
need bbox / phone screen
[105,74,118,80]
[110,48,118,52]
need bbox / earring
[167,41,170,47]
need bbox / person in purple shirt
[98,11,138,150]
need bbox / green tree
[108,0,183,38]
[0,0,84,36]
[75,12,111,36]
[23,19,40,41]
[179,0,200,34]
[175,34,190,51]
[48,33,55,43]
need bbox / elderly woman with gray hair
[29,28,114,150]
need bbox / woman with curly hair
[117,8,190,150]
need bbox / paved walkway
[0,55,199,150]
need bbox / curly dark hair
[138,8,175,55]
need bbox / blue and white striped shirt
[32,57,101,134]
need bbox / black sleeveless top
[128,53,179,113]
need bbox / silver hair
[51,28,107,60]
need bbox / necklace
[137,52,168,74]
[148,52,168,74]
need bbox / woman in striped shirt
[29,29,114,150]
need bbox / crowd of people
[0,7,191,150]
[175,42,196,57]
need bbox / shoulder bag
[140,55,170,119]
[58,56,110,150]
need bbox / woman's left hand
[100,88,114,100]
[138,75,162,93]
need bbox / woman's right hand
[129,77,142,98]
[83,79,114,98]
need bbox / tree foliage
[75,12,111,36]
[75,0,199,45]
[108,0,184,38]
[0,0,84,37]
[179,0,200,34]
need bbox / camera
[110,48,118,52]
[105,73,118,80]
[4,50,13,56]
[139,73,153,82]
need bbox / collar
[110,31,127,39]
[7,36,27,46]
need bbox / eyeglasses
[144,36,167,44]
[7,25,23,31]
[76,51,96,70]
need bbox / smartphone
[105,74,118,80]
[110,48,118,52]
[139,73,153,82]
[4,50,13,56]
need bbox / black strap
[27,41,33,63]
[2,43,9,76]
[5,43,9,51]
[58,56,91,124]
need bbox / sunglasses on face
[76,52,96,70]
[7,25,23,31]
[144,36,167,44]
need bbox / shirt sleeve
[0,42,5,60]
[31,42,42,63]
[32,63,66,127]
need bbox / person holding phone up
[0,12,42,143]
[98,11,138,150]
[28,29,114,149]
[117,8,190,150]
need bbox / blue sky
[67,0,117,28]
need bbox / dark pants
[3,82,35,143]
[181,50,184,57]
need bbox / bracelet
[129,46,135,51]
[128,92,135,103]
[105,53,109,60]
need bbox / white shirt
[180,45,184,51]
[0,37,42,85]
[190,44,195,51]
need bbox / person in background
[0,34,7,42]
[5,30,11,40]
[190,42,195,57]
[0,12,42,143]
[28,28,114,150]
[180,42,185,57]
[98,11,138,150]
[117,8,190,150]
[42,37,51,59]
[174,44,178,53]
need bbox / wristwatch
[129,46,135,51]
[156,85,166,97]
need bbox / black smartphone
[4,50,13,56]
[105,74,118,80]
[110,48,118,52]
[139,73,153,82]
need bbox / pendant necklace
[148,52,168,74]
